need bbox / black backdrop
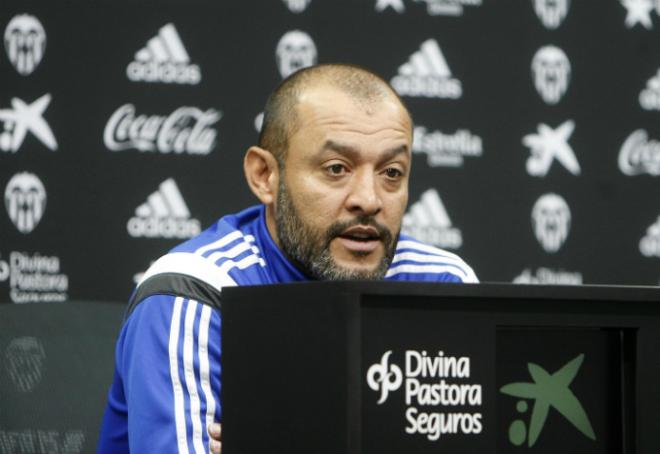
[2,0,660,304]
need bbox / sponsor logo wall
[621,0,657,29]
[533,0,570,29]
[1,0,659,303]
[127,178,201,239]
[413,125,482,167]
[402,189,463,250]
[531,45,571,105]
[276,30,317,79]
[283,0,312,13]
[4,172,46,234]
[0,94,57,153]
[126,23,201,85]
[639,69,660,110]
[4,14,46,76]
[531,193,571,254]
[639,216,660,257]
[618,130,660,176]
[523,120,580,177]
[513,268,582,285]
[103,104,220,155]
[0,251,69,303]
[391,39,462,99]
[375,0,482,16]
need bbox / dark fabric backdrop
[2,0,660,304]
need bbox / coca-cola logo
[103,104,221,155]
[619,130,660,176]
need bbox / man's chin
[324,265,387,281]
[326,252,389,280]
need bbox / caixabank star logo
[500,354,596,448]
[0,94,58,153]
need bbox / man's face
[272,85,412,280]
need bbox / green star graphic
[500,353,596,447]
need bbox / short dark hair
[258,63,410,166]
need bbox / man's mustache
[325,215,393,246]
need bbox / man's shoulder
[168,205,262,255]
[129,206,268,313]
[386,234,479,283]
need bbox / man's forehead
[298,83,403,109]
[295,84,412,131]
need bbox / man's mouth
[336,226,382,253]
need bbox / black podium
[221,282,660,454]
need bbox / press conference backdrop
[1,0,660,304]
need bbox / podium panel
[0,301,123,453]
[221,283,660,454]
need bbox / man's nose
[345,169,382,216]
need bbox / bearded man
[98,64,477,454]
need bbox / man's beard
[275,180,398,280]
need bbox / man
[98,64,477,454]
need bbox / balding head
[258,64,411,166]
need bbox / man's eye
[384,168,403,179]
[327,164,346,175]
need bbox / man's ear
[244,146,279,205]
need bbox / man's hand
[208,423,221,454]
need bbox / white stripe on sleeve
[183,300,205,454]
[168,297,189,454]
[386,263,477,282]
[396,240,463,260]
[206,241,260,263]
[198,305,216,448]
[194,231,243,256]
[391,251,468,268]
[138,252,238,291]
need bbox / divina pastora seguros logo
[0,251,68,303]
[366,350,483,441]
